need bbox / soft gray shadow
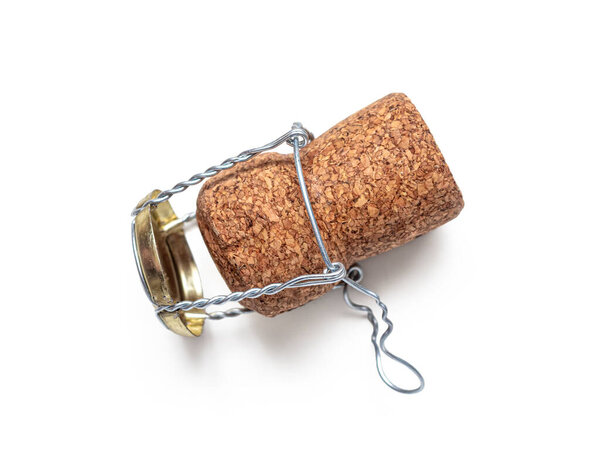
[178,230,447,366]
[248,230,447,357]
[179,321,218,361]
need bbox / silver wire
[292,132,424,393]
[131,127,311,216]
[343,267,425,394]
[153,261,346,314]
[131,124,425,393]
[291,127,335,271]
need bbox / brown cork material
[196,93,464,317]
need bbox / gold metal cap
[133,190,205,336]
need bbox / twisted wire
[155,262,346,314]
[131,127,310,216]
[206,307,253,320]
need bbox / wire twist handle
[131,123,424,393]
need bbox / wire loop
[343,268,425,394]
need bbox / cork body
[197,94,464,316]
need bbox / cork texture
[197,94,464,316]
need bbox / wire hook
[342,265,425,394]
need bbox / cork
[196,94,464,316]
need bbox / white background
[1,1,598,449]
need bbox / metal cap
[132,190,205,336]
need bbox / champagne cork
[196,94,464,316]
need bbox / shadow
[176,229,447,370]
[246,230,447,359]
